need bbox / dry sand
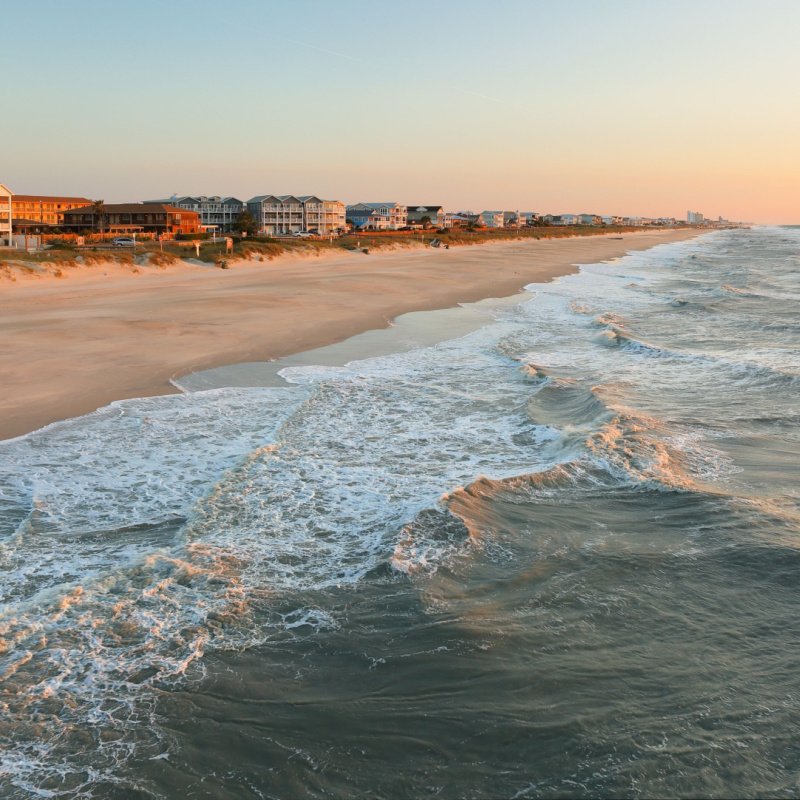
[0,229,703,440]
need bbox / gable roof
[248,194,304,204]
[349,202,404,210]
[149,195,244,206]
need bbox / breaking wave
[2,226,799,796]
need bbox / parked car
[111,237,135,247]
[294,231,315,238]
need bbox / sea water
[0,227,798,798]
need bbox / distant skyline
[4,0,799,223]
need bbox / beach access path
[0,229,702,440]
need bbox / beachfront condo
[346,203,408,230]
[62,204,201,236]
[8,194,93,227]
[145,196,245,233]
[247,195,346,235]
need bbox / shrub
[175,231,212,241]
[47,239,77,250]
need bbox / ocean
[1,227,798,798]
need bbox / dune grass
[0,225,676,278]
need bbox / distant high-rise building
[687,210,705,224]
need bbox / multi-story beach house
[309,198,347,233]
[9,194,92,226]
[346,202,407,230]
[247,195,346,235]
[62,204,201,236]
[577,214,603,226]
[480,211,505,228]
[406,205,445,227]
[145,196,244,232]
[0,183,12,245]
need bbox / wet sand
[0,229,702,440]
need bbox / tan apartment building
[11,194,92,226]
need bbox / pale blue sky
[4,0,799,221]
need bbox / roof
[10,218,61,227]
[63,203,198,215]
[407,205,442,213]
[248,194,303,204]
[347,209,387,217]
[147,196,244,206]
[11,195,91,204]
[349,202,404,210]
[0,183,13,197]
[248,194,341,205]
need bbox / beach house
[0,184,12,245]
[480,211,505,228]
[247,195,346,235]
[346,205,389,230]
[442,213,475,229]
[346,203,407,230]
[306,198,347,234]
[145,196,244,232]
[406,205,444,227]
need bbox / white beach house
[480,211,505,228]
[247,195,346,235]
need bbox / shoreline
[0,229,705,441]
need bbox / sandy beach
[0,229,702,440]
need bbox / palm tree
[91,199,106,236]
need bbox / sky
[3,0,799,223]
